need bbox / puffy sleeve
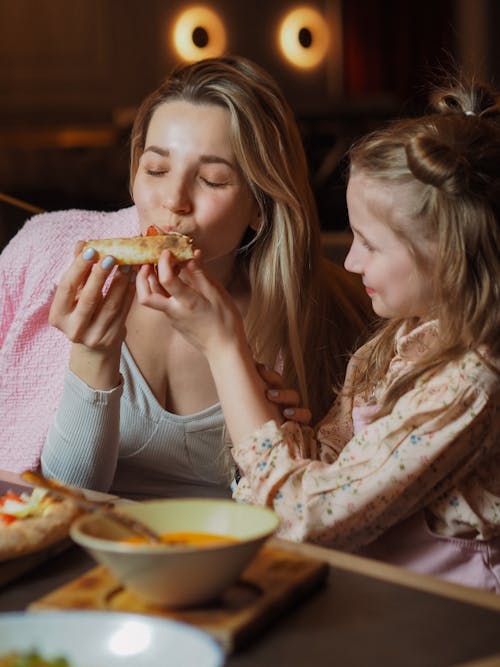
[232,353,500,550]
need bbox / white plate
[0,611,224,666]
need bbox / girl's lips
[365,287,375,296]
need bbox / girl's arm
[135,252,500,548]
[234,355,499,549]
[135,251,282,443]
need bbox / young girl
[142,79,500,590]
[0,56,368,498]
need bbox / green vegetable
[0,650,70,667]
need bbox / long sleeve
[233,347,500,551]
[0,206,140,473]
[41,369,122,491]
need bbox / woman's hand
[258,365,312,425]
[49,244,136,388]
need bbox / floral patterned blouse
[233,321,500,551]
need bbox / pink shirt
[233,322,500,591]
[0,207,140,472]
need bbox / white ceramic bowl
[0,611,223,666]
[70,498,279,608]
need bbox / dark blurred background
[1,0,498,251]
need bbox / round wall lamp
[278,6,330,69]
[172,6,227,62]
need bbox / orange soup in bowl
[123,531,240,547]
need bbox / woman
[0,56,369,498]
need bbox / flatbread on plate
[0,488,80,562]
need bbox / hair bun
[405,132,470,196]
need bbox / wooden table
[1,471,499,666]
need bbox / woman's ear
[249,207,262,232]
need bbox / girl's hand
[137,249,281,443]
[49,244,136,388]
[258,365,312,425]
[135,250,246,358]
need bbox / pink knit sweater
[0,206,139,472]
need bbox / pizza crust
[82,232,194,265]
[0,498,80,561]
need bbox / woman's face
[133,100,259,273]
[344,170,435,320]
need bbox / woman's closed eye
[146,168,169,176]
[201,177,229,188]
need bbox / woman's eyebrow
[143,145,168,157]
[199,155,235,170]
[143,145,235,170]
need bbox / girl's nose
[344,243,360,274]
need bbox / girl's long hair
[130,56,368,422]
[347,79,500,415]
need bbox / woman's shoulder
[0,206,139,291]
[18,205,139,241]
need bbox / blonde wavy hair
[347,79,500,415]
[129,56,368,422]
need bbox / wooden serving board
[29,546,329,654]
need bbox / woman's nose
[162,176,192,214]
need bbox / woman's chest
[125,307,219,415]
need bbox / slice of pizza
[81,227,194,265]
[0,487,80,561]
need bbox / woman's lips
[365,287,375,296]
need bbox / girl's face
[133,100,259,274]
[345,171,435,320]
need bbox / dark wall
[1,0,496,243]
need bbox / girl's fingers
[146,251,208,313]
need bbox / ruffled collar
[394,320,439,361]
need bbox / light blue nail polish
[283,408,295,418]
[268,389,279,398]
[101,256,115,270]
[82,247,96,260]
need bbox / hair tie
[464,110,476,116]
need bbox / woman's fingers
[257,365,286,388]
[267,387,300,406]
[257,364,312,425]
[266,387,312,424]
[50,246,136,347]
[49,247,99,325]
[282,407,312,425]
